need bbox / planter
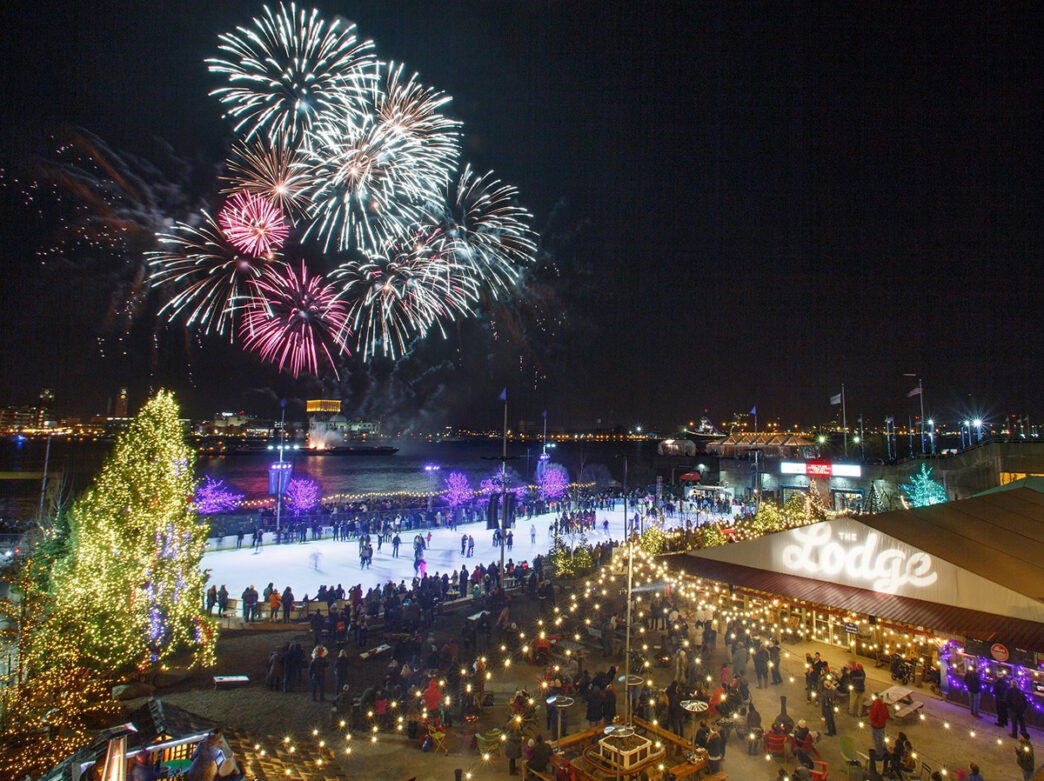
[597,731,654,771]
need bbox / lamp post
[621,456,634,726]
[974,419,983,443]
[424,464,440,512]
[275,401,287,534]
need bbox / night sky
[0,1,1040,430]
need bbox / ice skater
[309,550,322,571]
[530,524,536,544]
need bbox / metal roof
[858,484,1044,601]
[671,556,1044,652]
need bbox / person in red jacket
[869,693,889,756]
[423,677,443,714]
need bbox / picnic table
[869,685,924,721]
[359,643,392,661]
[213,675,249,689]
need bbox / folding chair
[428,726,448,754]
[810,760,828,781]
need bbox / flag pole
[842,383,848,455]
[501,390,508,579]
[918,379,926,454]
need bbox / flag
[499,388,507,402]
[749,405,757,415]
[830,392,842,405]
[906,386,921,397]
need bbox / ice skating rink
[202,507,634,597]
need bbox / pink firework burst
[240,260,350,377]
[217,191,289,257]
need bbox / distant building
[306,400,380,449]
[203,412,273,437]
[114,387,129,418]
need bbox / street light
[973,419,983,443]
[424,464,440,512]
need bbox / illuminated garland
[0,557,121,779]
[49,391,216,674]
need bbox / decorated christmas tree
[551,542,574,577]
[862,483,887,514]
[49,391,215,674]
[900,463,948,507]
[640,525,666,555]
[568,531,591,570]
[0,558,121,779]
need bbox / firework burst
[222,140,309,215]
[240,259,349,377]
[206,2,376,143]
[372,62,461,185]
[330,234,477,360]
[434,163,537,295]
[147,210,270,336]
[217,191,289,257]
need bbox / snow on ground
[202,507,637,598]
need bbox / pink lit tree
[444,471,472,508]
[539,463,570,500]
[284,476,321,515]
[194,476,244,514]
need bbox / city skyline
[0,1,1039,429]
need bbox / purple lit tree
[539,463,570,500]
[194,476,244,514]
[284,476,321,515]
[444,471,472,507]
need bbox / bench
[519,760,554,781]
[213,675,250,689]
[893,701,924,721]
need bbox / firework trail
[0,128,202,356]
[147,210,272,337]
[217,191,289,257]
[206,1,376,144]
[222,140,309,216]
[240,259,349,377]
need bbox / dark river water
[0,437,654,522]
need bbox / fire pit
[597,728,656,771]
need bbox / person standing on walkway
[309,646,329,702]
[1008,683,1029,739]
[753,643,769,689]
[964,663,982,718]
[869,694,889,755]
[768,638,782,684]
[994,670,1010,728]
[848,660,866,716]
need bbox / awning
[679,471,702,481]
[668,555,1044,653]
